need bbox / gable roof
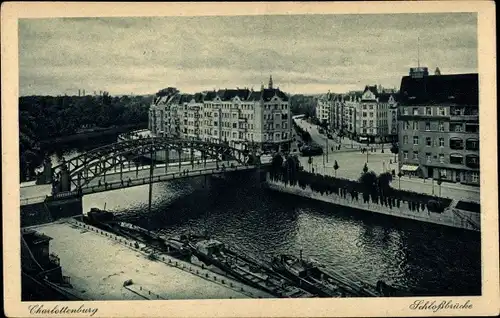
[364,85,378,96]
[399,73,478,106]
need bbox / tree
[333,160,339,177]
[271,154,284,180]
[359,170,378,202]
[437,176,443,197]
[363,163,369,174]
[397,171,403,189]
[390,143,399,162]
[377,172,393,197]
[156,87,179,97]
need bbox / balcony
[398,113,447,120]
[450,114,479,122]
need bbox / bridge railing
[20,195,48,205]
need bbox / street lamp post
[326,137,329,163]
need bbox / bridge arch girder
[60,137,251,190]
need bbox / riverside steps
[264,171,480,232]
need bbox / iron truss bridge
[48,137,270,191]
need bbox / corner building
[397,71,479,185]
[149,78,292,151]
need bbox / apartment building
[343,92,362,138]
[397,71,479,185]
[149,77,292,151]
[316,92,333,125]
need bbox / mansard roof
[399,73,478,106]
[193,92,204,103]
[203,91,217,101]
[216,88,251,101]
[261,88,289,101]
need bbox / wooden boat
[187,239,314,298]
[271,254,405,297]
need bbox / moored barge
[83,208,192,260]
[187,238,314,298]
[272,254,405,297]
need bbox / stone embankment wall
[265,178,480,232]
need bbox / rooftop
[399,73,478,106]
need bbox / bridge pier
[45,196,83,221]
[59,163,71,192]
[37,157,53,185]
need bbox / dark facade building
[397,71,479,185]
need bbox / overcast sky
[19,13,477,96]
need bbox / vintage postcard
[2,1,499,317]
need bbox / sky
[19,13,477,96]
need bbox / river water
[51,140,481,297]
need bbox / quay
[24,219,273,300]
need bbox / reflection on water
[82,177,481,297]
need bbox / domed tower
[435,67,441,75]
[268,75,273,89]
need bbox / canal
[48,140,481,297]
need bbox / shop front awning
[401,165,419,172]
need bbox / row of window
[403,151,480,166]
[402,106,447,116]
[403,121,479,133]
[402,135,479,150]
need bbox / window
[425,122,430,131]
[426,137,432,146]
[439,154,445,163]
[439,107,446,116]
[363,105,367,110]
[413,108,419,115]
[403,151,408,159]
[369,105,374,110]
[439,122,445,132]
[450,154,463,165]
[439,138,445,147]
[426,153,432,163]
[363,112,367,117]
[413,151,418,160]
[232,123,237,128]
[453,124,463,132]
[440,169,447,177]
[466,124,479,133]
[450,138,464,150]
[369,112,374,118]
[465,155,479,168]
[466,138,479,150]
[363,120,367,126]
[413,121,419,130]
[369,120,373,127]
[404,121,410,130]
[413,136,419,145]
[426,107,432,115]
[403,108,409,115]
[471,172,479,183]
